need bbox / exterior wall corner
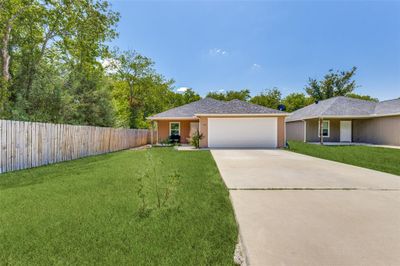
[277,116,286,148]
[199,117,208,148]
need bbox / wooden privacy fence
[0,120,151,174]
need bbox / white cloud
[176,87,190,93]
[209,89,225,93]
[251,63,262,70]
[209,48,228,56]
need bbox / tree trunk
[27,31,53,101]
[1,23,11,82]
[1,5,31,82]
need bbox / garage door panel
[208,118,277,148]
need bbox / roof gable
[322,97,376,116]
[375,98,400,115]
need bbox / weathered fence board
[0,120,152,174]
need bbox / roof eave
[286,112,400,122]
[195,113,288,117]
[147,116,198,120]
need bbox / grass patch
[287,141,400,176]
[0,148,237,265]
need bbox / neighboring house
[286,96,400,146]
[148,98,288,148]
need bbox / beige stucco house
[286,96,400,146]
[148,98,288,148]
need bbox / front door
[340,121,352,142]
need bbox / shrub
[191,130,204,149]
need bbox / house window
[318,120,330,137]
[169,122,180,136]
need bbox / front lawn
[0,148,237,265]
[287,141,400,176]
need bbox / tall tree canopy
[173,88,201,106]
[250,88,282,109]
[346,93,379,102]
[282,93,314,112]
[0,0,120,126]
[109,50,201,128]
[305,67,358,101]
[0,0,191,128]
[109,50,175,128]
[206,89,250,101]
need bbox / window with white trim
[169,122,180,136]
[318,120,330,137]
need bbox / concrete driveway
[211,149,400,266]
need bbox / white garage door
[208,117,278,148]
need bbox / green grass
[0,148,238,265]
[287,141,400,176]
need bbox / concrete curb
[229,192,250,266]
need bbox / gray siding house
[286,96,400,146]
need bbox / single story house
[286,96,400,146]
[148,98,288,148]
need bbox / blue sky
[109,0,400,100]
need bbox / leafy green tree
[282,93,314,112]
[1,0,119,125]
[0,0,35,114]
[110,50,154,127]
[180,88,201,105]
[110,50,175,128]
[225,89,251,101]
[170,88,201,107]
[346,93,378,102]
[305,67,358,100]
[66,65,115,126]
[206,89,250,101]
[0,0,197,128]
[250,88,282,109]
[205,91,225,101]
